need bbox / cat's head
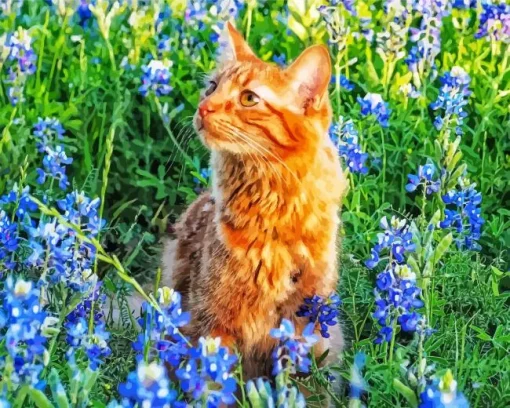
[195,22,332,158]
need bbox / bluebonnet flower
[65,310,110,370]
[0,210,19,269]
[330,74,355,91]
[452,0,476,9]
[133,287,191,367]
[0,0,24,16]
[430,67,471,137]
[176,337,238,406]
[297,294,341,338]
[67,282,105,326]
[157,35,171,57]
[0,277,49,389]
[37,145,73,190]
[419,370,469,408]
[2,29,37,105]
[139,60,173,97]
[0,185,38,222]
[349,352,367,400]
[475,1,510,42]
[119,361,179,408]
[25,190,104,291]
[358,93,391,127]
[365,216,416,268]
[330,118,369,174]
[270,319,318,375]
[33,117,66,152]
[406,162,441,195]
[439,178,484,250]
[77,0,94,26]
[372,263,424,344]
[376,21,407,63]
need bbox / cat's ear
[286,45,331,109]
[224,21,257,62]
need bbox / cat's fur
[120,23,349,381]
[162,23,348,379]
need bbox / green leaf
[470,325,492,342]
[433,233,453,265]
[29,388,54,408]
[393,378,418,407]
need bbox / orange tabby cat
[161,22,348,379]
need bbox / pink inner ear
[287,45,331,101]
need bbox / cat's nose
[198,102,215,119]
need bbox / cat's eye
[240,90,260,107]
[205,81,217,96]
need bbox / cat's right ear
[224,21,258,62]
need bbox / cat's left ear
[286,45,331,109]
[224,21,258,61]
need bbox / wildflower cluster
[440,178,484,250]
[297,293,341,338]
[2,28,37,105]
[0,277,50,389]
[330,118,369,174]
[366,216,424,343]
[430,67,471,138]
[357,93,391,128]
[247,319,319,407]
[406,162,441,195]
[139,59,173,97]
[176,337,238,406]
[475,1,510,43]
[419,370,469,408]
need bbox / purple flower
[475,2,510,43]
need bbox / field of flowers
[0,0,509,407]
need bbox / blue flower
[139,60,173,97]
[374,325,393,344]
[358,93,391,127]
[419,371,469,408]
[430,67,471,137]
[0,210,19,269]
[439,180,484,250]
[406,162,441,195]
[133,288,191,368]
[475,2,510,42]
[176,337,238,406]
[77,0,94,26]
[37,145,73,190]
[296,294,341,338]
[272,54,286,66]
[399,311,421,332]
[270,319,318,375]
[365,216,416,269]
[330,118,369,174]
[349,352,367,400]
[33,117,65,152]
[330,74,355,91]
[0,277,49,389]
[119,361,179,408]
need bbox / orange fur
[166,23,348,379]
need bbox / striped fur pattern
[162,23,348,380]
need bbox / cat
[159,22,349,380]
[115,22,349,384]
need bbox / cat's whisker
[218,122,296,185]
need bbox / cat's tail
[103,239,177,326]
